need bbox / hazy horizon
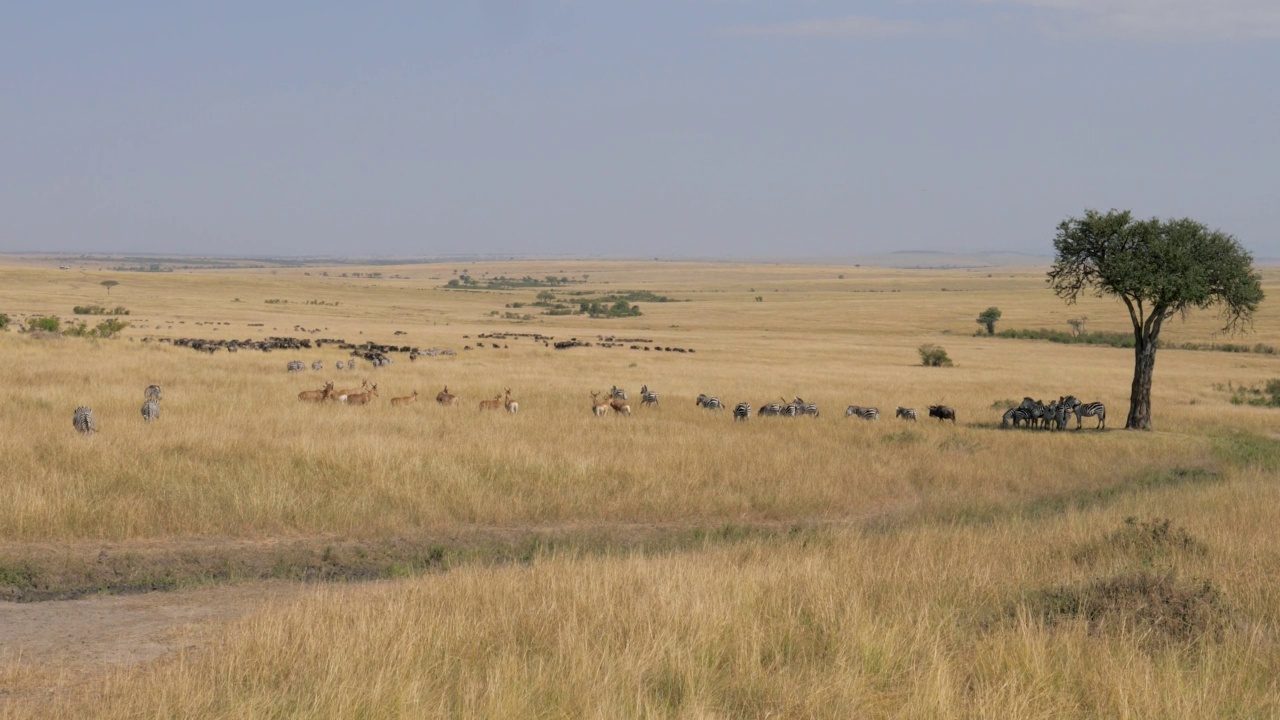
[3,3,1277,258]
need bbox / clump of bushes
[73,305,130,315]
[1071,517,1208,567]
[62,319,129,338]
[1217,380,1280,407]
[0,313,9,330]
[918,344,953,367]
[1027,570,1225,644]
[27,316,60,332]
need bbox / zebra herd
[72,384,163,435]
[290,359,360,372]
[1000,396,1106,430]
[699,397,954,424]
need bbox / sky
[1,1,1277,259]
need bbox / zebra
[1001,407,1033,428]
[73,406,96,434]
[311,360,323,371]
[144,384,162,402]
[1068,399,1106,430]
[335,361,345,371]
[287,360,305,373]
[639,385,658,408]
[696,394,724,410]
[610,386,627,401]
[895,407,917,421]
[757,402,784,417]
[141,398,160,423]
[789,397,819,418]
[733,402,751,421]
[845,405,879,421]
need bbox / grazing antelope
[591,391,611,417]
[342,383,379,405]
[390,390,419,406]
[479,393,503,411]
[333,380,369,402]
[299,381,334,402]
[436,385,457,406]
[503,388,519,414]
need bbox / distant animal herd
[69,358,1105,436]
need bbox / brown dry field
[1,258,1279,718]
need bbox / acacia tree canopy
[1047,209,1263,429]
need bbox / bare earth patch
[0,581,302,709]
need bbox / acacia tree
[976,307,1002,335]
[101,280,119,295]
[1047,209,1263,430]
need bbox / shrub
[27,316,60,332]
[918,344,953,367]
[0,313,8,330]
[94,319,128,338]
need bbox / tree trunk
[1126,335,1157,430]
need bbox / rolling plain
[2,258,1279,718]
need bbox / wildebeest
[928,405,956,423]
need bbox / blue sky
[2,2,1276,258]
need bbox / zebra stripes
[845,405,879,421]
[640,385,658,407]
[73,406,96,434]
[1070,399,1106,430]
[733,402,751,421]
[757,402,784,417]
[311,360,323,371]
[696,394,724,410]
[145,384,162,401]
[895,407,917,421]
[287,360,305,373]
[141,398,160,422]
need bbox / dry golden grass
[2,259,1280,717]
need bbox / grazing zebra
[286,360,305,373]
[639,384,658,408]
[757,402,784,417]
[73,406,96,434]
[311,360,323,371]
[928,405,957,423]
[610,386,627,401]
[791,397,819,418]
[845,405,879,421]
[141,398,160,422]
[895,407,917,421]
[696,394,724,410]
[733,402,751,421]
[1001,407,1032,428]
[1069,399,1106,430]
[335,361,345,371]
[144,384,162,402]
[783,401,801,417]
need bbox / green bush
[0,313,9,330]
[27,316,60,332]
[918,344,953,367]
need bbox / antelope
[342,383,379,406]
[503,388,518,414]
[333,379,369,402]
[390,390,419,406]
[610,395,631,416]
[591,391,611,417]
[479,393,503,411]
[436,385,457,406]
[298,381,334,402]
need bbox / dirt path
[0,581,302,708]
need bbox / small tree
[918,344,953,367]
[100,280,119,295]
[976,307,1002,335]
[1048,209,1263,430]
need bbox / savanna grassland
[2,258,1280,718]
